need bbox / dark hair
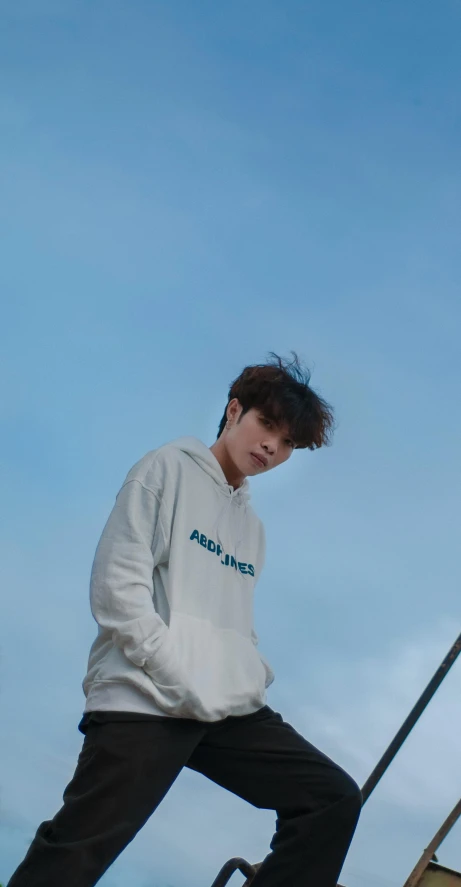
[217,352,335,450]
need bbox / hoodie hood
[170,436,251,558]
[169,436,251,502]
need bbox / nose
[262,439,276,456]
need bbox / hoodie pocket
[143,630,180,685]
[143,630,203,717]
[259,651,275,688]
[160,611,268,721]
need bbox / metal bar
[402,798,461,887]
[208,632,461,887]
[242,863,261,886]
[209,857,257,887]
[361,632,461,803]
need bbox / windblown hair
[217,352,335,450]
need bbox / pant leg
[188,706,362,887]
[8,716,205,887]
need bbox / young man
[8,354,362,887]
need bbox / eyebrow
[259,410,294,438]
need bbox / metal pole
[210,858,257,887]
[361,632,461,803]
[402,798,461,887]
[208,632,461,887]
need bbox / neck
[209,438,245,489]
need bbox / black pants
[7,707,361,887]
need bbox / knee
[332,768,362,813]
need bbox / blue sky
[1,1,461,885]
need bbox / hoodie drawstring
[215,487,249,563]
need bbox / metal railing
[210,858,258,887]
[209,632,461,887]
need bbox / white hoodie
[83,436,274,722]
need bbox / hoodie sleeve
[89,468,169,670]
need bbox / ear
[227,398,243,422]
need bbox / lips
[251,452,267,467]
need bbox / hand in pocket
[143,631,201,716]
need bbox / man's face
[226,399,295,477]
